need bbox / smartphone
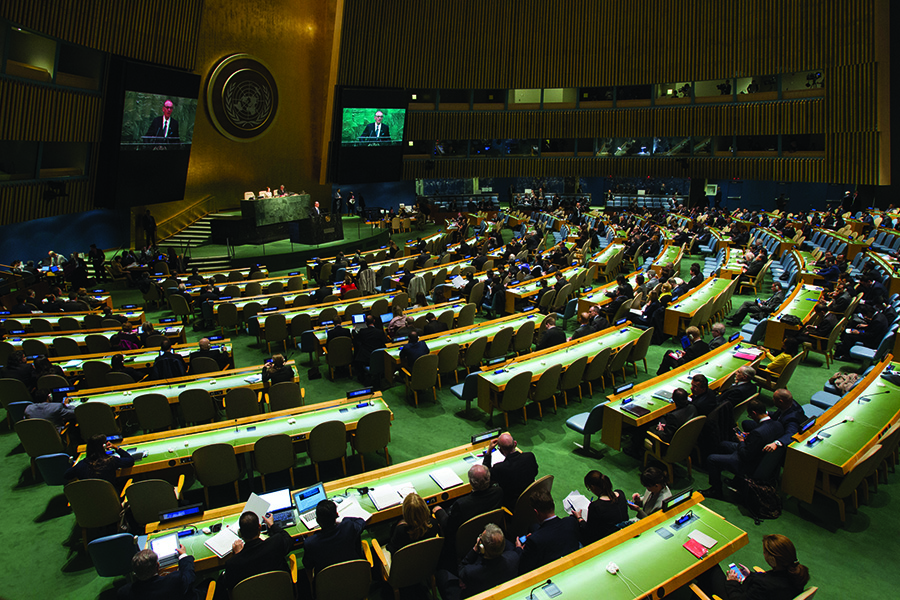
[728,563,746,582]
[518,535,528,545]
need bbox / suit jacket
[189,348,228,371]
[517,516,580,574]
[536,327,566,351]
[724,569,804,600]
[678,340,710,367]
[708,334,727,350]
[807,313,839,339]
[717,381,757,407]
[223,525,294,590]
[302,517,365,575]
[118,554,198,600]
[360,122,391,140]
[761,291,785,312]
[435,485,504,539]
[657,404,698,442]
[399,340,429,369]
[483,451,538,509]
[457,542,520,598]
[746,400,804,447]
[737,418,784,473]
[424,320,450,335]
[745,260,765,277]
[570,324,594,340]
[691,388,719,416]
[145,116,180,141]
[353,326,389,363]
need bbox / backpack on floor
[741,476,782,524]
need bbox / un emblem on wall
[207,54,279,141]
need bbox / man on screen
[359,110,391,141]
[145,99,180,143]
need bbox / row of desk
[1,308,145,332]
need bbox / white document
[338,498,374,522]
[368,485,402,510]
[430,467,464,490]
[563,491,592,520]
[689,529,718,549]
[481,448,507,466]
[243,493,271,523]
[244,374,263,384]
[397,482,417,499]
[204,524,240,558]
[451,275,467,289]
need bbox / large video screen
[96,59,201,208]
[120,91,198,149]
[331,88,407,184]
[340,108,405,147]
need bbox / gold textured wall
[183,0,339,209]
[337,0,887,185]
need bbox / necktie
[376,126,380,137]
[163,119,168,137]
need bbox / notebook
[429,467,464,490]
[204,525,240,558]
[621,404,651,418]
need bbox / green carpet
[1,222,896,599]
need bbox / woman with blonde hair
[386,492,440,552]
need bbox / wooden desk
[649,244,684,276]
[1,309,145,332]
[6,323,185,355]
[503,265,586,314]
[144,440,491,572]
[783,357,900,503]
[663,277,731,336]
[51,340,233,378]
[601,339,764,450]
[469,494,747,600]
[763,284,823,351]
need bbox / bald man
[188,337,228,371]
[482,433,539,509]
[432,464,504,542]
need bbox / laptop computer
[259,488,295,528]
[293,482,328,530]
[351,313,366,331]
[150,532,180,567]
[380,312,393,325]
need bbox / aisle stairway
[161,215,231,271]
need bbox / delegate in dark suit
[655,402,698,443]
[222,523,293,591]
[302,517,366,575]
[705,407,784,494]
[424,319,450,335]
[516,516,580,574]
[359,121,391,140]
[535,326,566,351]
[118,555,198,600]
[657,339,710,375]
[717,380,758,408]
[483,451,538,509]
[434,485,504,540]
[353,324,389,367]
[145,116,180,142]
[457,540,520,598]
[729,284,785,326]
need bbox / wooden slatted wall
[340,0,882,184]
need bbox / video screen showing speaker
[98,59,201,208]
[331,88,406,184]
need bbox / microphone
[858,390,891,403]
[808,417,853,444]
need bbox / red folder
[683,538,708,559]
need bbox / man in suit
[118,546,198,599]
[728,281,785,326]
[515,490,580,574]
[672,263,703,297]
[423,312,449,335]
[535,316,567,351]
[432,464,504,544]
[657,326,709,375]
[716,366,758,408]
[745,388,805,453]
[794,303,840,347]
[569,312,594,341]
[151,339,187,379]
[834,303,889,359]
[312,200,322,215]
[352,315,389,373]
[188,337,228,371]
[690,373,719,415]
[399,330,429,370]
[222,512,294,592]
[452,524,520,599]
[733,254,765,288]
[144,99,180,143]
[708,322,727,350]
[701,400,784,499]
[652,388,698,442]
[261,353,294,385]
[302,500,366,577]
[359,110,391,141]
[483,433,539,509]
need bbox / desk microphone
[858,390,890,403]
[808,417,853,444]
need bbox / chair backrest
[607,340,635,374]
[232,570,295,600]
[833,444,883,498]
[454,508,507,560]
[88,533,140,578]
[436,343,460,376]
[354,409,392,454]
[15,419,65,458]
[133,393,173,432]
[37,373,70,391]
[65,479,122,529]
[290,313,314,337]
[74,402,119,439]
[410,353,439,390]
[23,338,50,357]
[559,355,588,390]
[315,559,372,600]
[179,388,215,424]
[189,356,220,375]
[125,479,179,526]
[254,433,296,476]
[509,475,554,536]
[326,336,354,368]
[225,387,259,419]
[628,327,655,363]
[513,319,536,354]
[267,381,303,411]
[104,371,136,387]
[664,416,707,463]
[82,360,112,388]
[264,314,288,343]
[84,334,111,354]
[531,363,562,403]
[486,327,514,359]
[191,443,240,487]
[457,303,477,327]
[386,536,445,589]
[498,371,533,411]
[774,352,804,388]
[308,420,348,462]
[583,346,613,383]
[583,402,607,434]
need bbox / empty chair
[402,353,439,407]
[351,410,392,472]
[192,443,242,506]
[486,370,532,428]
[308,420,348,480]
[23,338,50,357]
[315,557,373,600]
[244,281,262,297]
[565,402,607,455]
[35,452,72,486]
[29,318,52,333]
[74,402,119,439]
[557,356,588,406]
[81,360,111,389]
[582,346,612,397]
[267,381,304,411]
[254,433,296,491]
[232,568,296,600]
[133,393,173,432]
[512,319,536,356]
[606,340,635,388]
[37,374,70,391]
[104,372,135,386]
[225,387,260,419]
[169,294,194,325]
[264,314,288,353]
[326,336,354,379]
[179,388,216,425]
[529,363,562,418]
[15,419,67,478]
[626,327,655,375]
[125,477,184,530]
[457,303,477,327]
[436,343,460,388]
[372,536,444,600]
[144,334,166,348]
[486,327,514,359]
[65,479,124,549]
[266,296,286,310]
[189,356,220,374]
[450,372,481,413]
[85,334,112,354]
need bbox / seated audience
[569,470,629,544]
[516,489,579,574]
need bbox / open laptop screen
[293,482,327,514]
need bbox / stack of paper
[430,467,464,490]
[204,525,240,558]
[563,491,591,520]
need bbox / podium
[289,213,343,245]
